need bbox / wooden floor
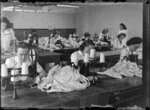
[1,76,142,109]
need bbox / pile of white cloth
[38,37,60,51]
[37,65,90,93]
[97,60,142,79]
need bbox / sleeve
[70,52,78,66]
[5,58,14,68]
[36,62,46,77]
[9,29,17,40]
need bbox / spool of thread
[11,70,20,82]
[138,52,142,59]
[90,49,95,58]
[21,63,29,81]
[99,52,105,63]
[133,51,137,55]
[84,53,89,63]
[33,39,36,44]
[1,64,8,77]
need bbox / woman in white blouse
[120,37,142,61]
[1,17,17,53]
[118,23,128,43]
[113,33,127,49]
[71,39,95,66]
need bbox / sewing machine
[1,47,39,99]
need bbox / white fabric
[38,37,60,51]
[1,28,16,51]
[97,47,142,79]
[97,60,142,79]
[37,65,90,92]
[49,36,63,45]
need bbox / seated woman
[99,28,111,45]
[71,40,96,78]
[49,31,65,49]
[79,32,91,45]
[24,33,35,45]
[71,39,95,67]
[37,40,95,93]
[4,42,46,87]
[112,33,127,49]
[30,29,39,45]
[92,33,99,45]
[97,37,143,79]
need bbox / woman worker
[113,33,127,49]
[1,17,17,53]
[97,37,143,79]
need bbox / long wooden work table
[1,49,142,109]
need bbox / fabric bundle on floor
[37,65,90,92]
[97,60,142,79]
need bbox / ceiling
[1,2,79,13]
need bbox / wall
[76,3,143,39]
[2,11,76,29]
[2,3,143,40]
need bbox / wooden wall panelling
[14,29,76,41]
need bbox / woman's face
[1,22,7,31]
[118,35,125,42]
[83,45,93,53]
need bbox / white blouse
[70,50,84,66]
[118,30,128,36]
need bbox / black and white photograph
[1,0,149,109]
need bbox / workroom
[1,1,149,109]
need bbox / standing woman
[118,23,128,43]
[1,17,17,53]
[118,23,128,35]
